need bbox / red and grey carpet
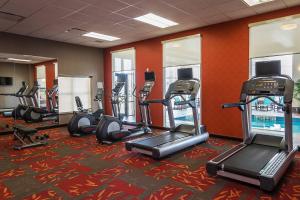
[0,127,299,199]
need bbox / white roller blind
[112,48,135,71]
[250,16,300,58]
[163,35,201,68]
[58,76,91,113]
[36,65,45,79]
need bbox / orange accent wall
[104,6,300,139]
[34,60,57,109]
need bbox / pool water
[252,115,300,133]
[175,115,300,134]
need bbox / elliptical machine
[96,71,155,144]
[68,82,104,137]
[13,81,39,120]
[23,80,58,122]
[1,81,28,117]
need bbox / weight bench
[13,125,47,150]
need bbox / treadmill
[125,68,209,159]
[206,61,298,191]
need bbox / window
[58,76,91,113]
[249,15,300,147]
[111,48,136,122]
[54,62,58,79]
[36,65,46,108]
[162,35,201,127]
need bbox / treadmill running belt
[134,132,189,147]
[222,144,279,178]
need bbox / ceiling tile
[114,5,147,18]
[119,19,161,32]
[8,5,72,34]
[216,0,249,13]
[1,0,297,48]
[225,7,257,19]
[253,0,287,14]
[0,18,17,31]
[29,19,83,38]
[0,0,52,17]
[118,0,144,6]
[51,0,89,11]
[79,5,111,19]
[134,0,188,17]
[80,0,128,12]
[202,14,231,25]
[282,0,300,7]
[63,12,95,24]
[0,0,7,7]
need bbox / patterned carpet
[0,127,299,200]
[0,116,58,134]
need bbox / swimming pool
[175,115,300,134]
[252,115,300,134]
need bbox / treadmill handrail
[223,96,285,111]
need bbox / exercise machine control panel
[142,81,155,93]
[113,82,125,95]
[167,80,200,97]
[241,76,294,103]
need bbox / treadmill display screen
[178,68,193,80]
[116,73,127,83]
[145,71,155,81]
[255,61,281,76]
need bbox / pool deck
[252,110,300,118]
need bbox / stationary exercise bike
[68,82,104,137]
[96,71,155,144]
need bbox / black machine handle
[222,103,244,109]
[0,93,15,96]
[144,99,165,104]
[222,96,285,111]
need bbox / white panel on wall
[163,35,201,68]
[250,16,300,58]
[58,76,91,113]
[112,48,135,72]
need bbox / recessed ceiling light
[82,32,120,41]
[7,58,31,62]
[134,13,178,28]
[280,23,298,31]
[242,0,274,6]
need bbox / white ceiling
[0,52,55,64]
[0,0,299,48]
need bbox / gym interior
[0,0,300,199]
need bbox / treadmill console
[166,80,200,98]
[142,81,155,92]
[241,76,294,103]
[113,82,125,95]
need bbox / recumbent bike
[68,82,104,137]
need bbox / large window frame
[249,14,300,147]
[111,48,136,122]
[162,34,202,127]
